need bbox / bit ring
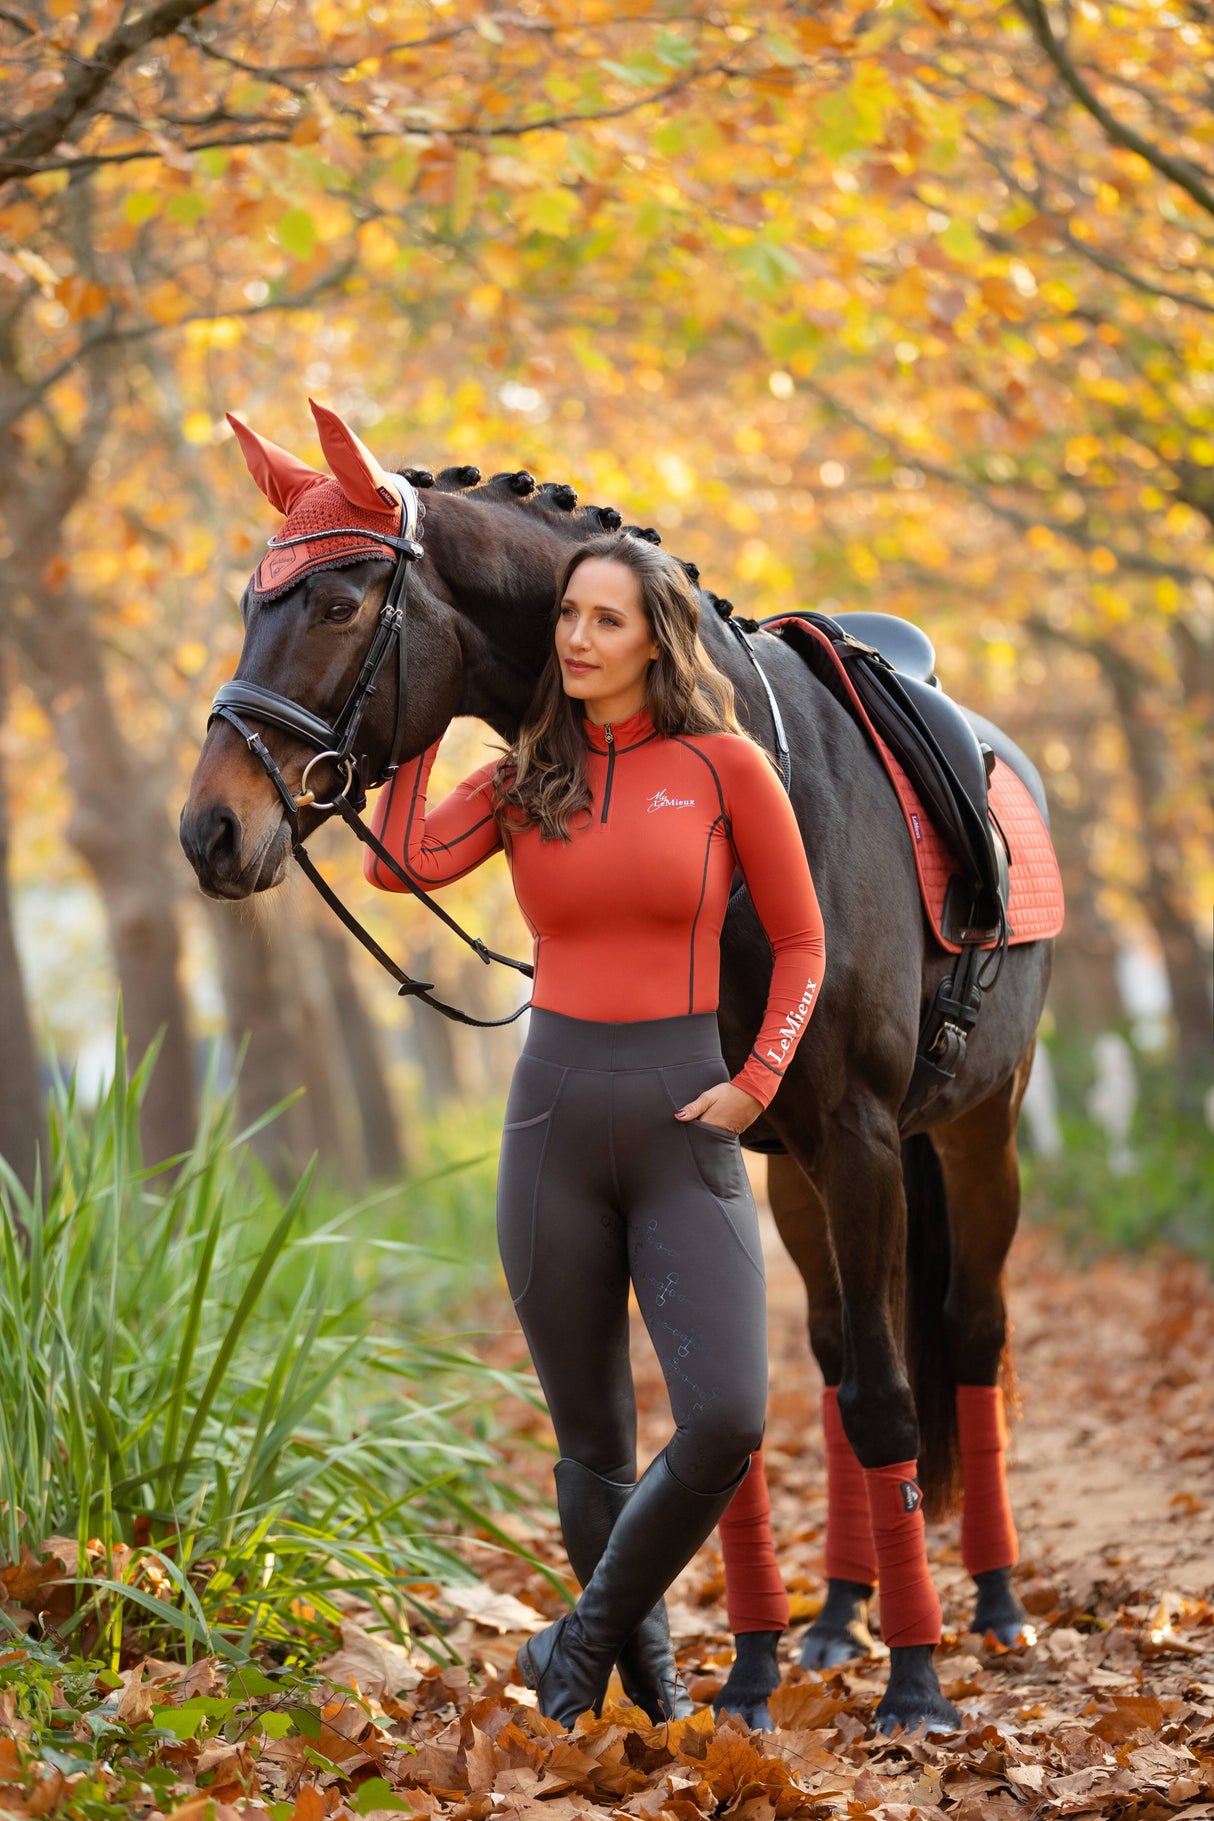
[297,749,356,811]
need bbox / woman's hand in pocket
[675,1082,763,1134]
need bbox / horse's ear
[309,398,401,517]
[226,413,323,515]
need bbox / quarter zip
[600,721,615,823]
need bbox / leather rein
[208,483,534,1029]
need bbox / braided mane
[393,462,738,623]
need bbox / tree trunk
[1103,661,1213,1088]
[1045,796,1124,1036]
[0,669,45,1197]
[208,892,358,1184]
[291,902,361,1184]
[6,584,198,1166]
[311,916,407,1180]
[407,941,463,1110]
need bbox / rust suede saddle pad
[763,615,1065,956]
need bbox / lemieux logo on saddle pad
[900,1479,923,1514]
[646,788,695,813]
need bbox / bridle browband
[208,482,533,1028]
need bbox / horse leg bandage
[957,1384,1018,1576]
[822,1387,878,1586]
[718,1448,790,1634]
[865,1462,942,1647]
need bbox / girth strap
[727,617,791,788]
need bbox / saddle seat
[832,611,938,687]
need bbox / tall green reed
[0,1025,539,1665]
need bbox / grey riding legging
[495,1008,769,1495]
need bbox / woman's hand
[675,1083,764,1134]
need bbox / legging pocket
[655,1062,763,1277]
[503,1053,567,1128]
[656,1060,743,1201]
[496,1119,552,1303]
[497,1053,567,1303]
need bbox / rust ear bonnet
[227,398,408,600]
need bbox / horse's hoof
[875,1690,961,1735]
[971,1567,1033,1646]
[800,1618,876,1670]
[800,1579,876,1669]
[874,1643,960,1736]
[714,1691,773,1731]
[713,1630,780,1733]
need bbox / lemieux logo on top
[646,788,696,813]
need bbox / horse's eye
[323,601,359,625]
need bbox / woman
[366,533,826,1726]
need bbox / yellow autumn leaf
[481,242,524,287]
[514,187,581,237]
[183,317,243,351]
[358,219,399,273]
[143,283,188,325]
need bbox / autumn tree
[2,0,1210,1162]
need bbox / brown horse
[181,411,1051,1732]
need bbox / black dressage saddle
[766,609,1010,947]
[723,605,1026,1134]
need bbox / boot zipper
[600,721,615,823]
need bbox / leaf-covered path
[5,1216,1213,1820]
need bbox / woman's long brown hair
[493,533,750,842]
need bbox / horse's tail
[902,1132,961,1520]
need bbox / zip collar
[583,702,656,754]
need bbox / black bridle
[208,480,533,1028]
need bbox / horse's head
[182,402,679,899]
[180,400,466,899]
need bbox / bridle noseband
[207,481,533,1028]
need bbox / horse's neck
[421,492,564,734]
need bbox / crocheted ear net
[251,477,400,600]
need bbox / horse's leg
[929,1046,1035,1646]
[713,1448,786,1729]
[767,1152,878,1669]
[819,1109,959,1734]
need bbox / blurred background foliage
[0,0,1210,1229]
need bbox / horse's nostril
[204,805,241,869]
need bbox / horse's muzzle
[179,799,291,898]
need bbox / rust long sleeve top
[364,704,825,1108]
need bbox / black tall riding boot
[519,1449,747,1728]
[553,1457,695,1722]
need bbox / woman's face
[555,557,660,721]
